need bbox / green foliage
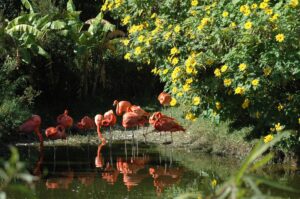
[0,57,40,137]
[0,147,37,199]
[106,0,300,136]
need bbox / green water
[7,141,300,199]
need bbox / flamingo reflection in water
[149,166,183,196]
[45,171,74,190]
[117,155,150,191]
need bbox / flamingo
[158,92,172,107]
[152,113,185,143]
[19,115,43,147]
[113,100,132,116]
[95,142,106,168]
[94,114,105,143]
[76,116,95,130]
[122,112,148,139]
[57,110,73,136]
[45,125,66,140]
[102,110,117,141]
[127,105,150,117]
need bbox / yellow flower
[259,2,268,9]
[172,87,178,94]
[124,53,131,60]
[216,102,221,110]
[242,98,250,109]
[185,112,196,121]
[235,86,245,95]
[171,57,179,65]
[264,134,274,143]
[221,64,228,73]
[151,67,158,74]
[298,118,300,124]
[270,13,279,22]
[171,67,181,80]
[170,98,177,106]
[222,11,229,18]
[170,47,179,55]
[164,32,172,40]
[264,8,273,15]
[263,67,272,76]
[191,0,198,6]
[122,39,130,46]
[239,63,247,71]
[186,78,193,84]
[134,46,142,55]
[193,97,201,106]
[214,68,221,77]
[224,79,232,87]
[230,22,236,28]
[122,16,131,25]
[290,0,299,8]
[211,179,217,188]
[177,92,183,97]
[244,21,252,30]
[251,79,259,87]
[151,13,157,18]
[251,3,258,9]
[183,84,191,92]
[277,103,284,111]
[101,1,108,11]
[275,123,284,132]
[107,2,114,10]
[240,5,251,16]
[162,69,169,75]
[174,25,181,33]
[138,35,145,42]
[275,34,285,42]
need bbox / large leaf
[6,14,39,29]
[6,24,43,38]
[21,0,34,13]
[67,0,76,12]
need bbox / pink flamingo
[158,92,172,107]
[57,110,73,136]
[45,125,66,140]
[19,115,43,147]
[102,110,117,141]
[94,114,105,143]
[113,100,132,116]
[76,116,95,130]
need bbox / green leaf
[67,0,76,12]
[6,25,43,38]
[21,0,34,13]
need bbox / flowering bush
[103,0,300,133]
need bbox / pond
[7,140,300,199]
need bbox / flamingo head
[113,100,118,106]
[64,109,69,115]
[94,114,103,126]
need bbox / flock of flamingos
[18,92,186,146]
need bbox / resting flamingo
[122,112,148,139]
[158,92,172,107]
[57,110,73,136]
[113,100,132,116]
[151,112,185,143]
[19,115,43,147]
[45,125,66,140]
[94,114,105,143]
[76,116,95,131]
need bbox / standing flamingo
[102,110,117,141]
[158,92,172,107]
[94,114,105,142]
[57,110,73,136]
[152,112,185,143]
[122,112,148,139]
[113,100,132,116]
[19,115,43,147]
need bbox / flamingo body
[122,112,148,129]
[158,92,172,106]
[19,115,43,144]
[154,117,185,132]
[57,110,73,129]
[113,100,132,116]
[94,114,105,142]
[77,116,95,130]
[45,125,66,140]
[102,110,117,127]
[127,105,150,117]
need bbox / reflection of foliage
[170,132,299,198]
[0,147,37,199]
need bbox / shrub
[105,0,300,135]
